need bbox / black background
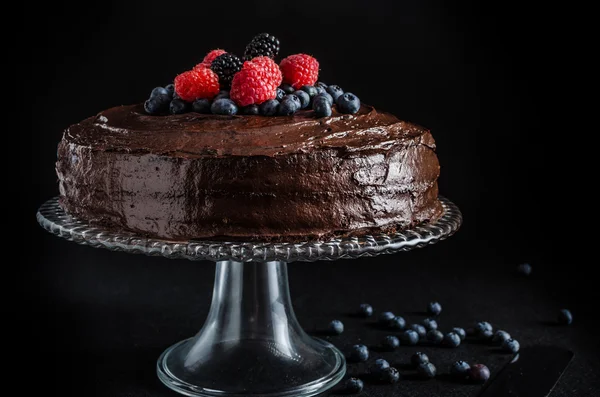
[15,0,597,396]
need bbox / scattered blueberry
[381,335,400,351]
[492,330,511,345]
[474,321,493,339]
[151,86,169,98]
[293,90,310,109]
[389,316,406,330]
[214,90,230,100]
[343,377,364,394]
[192,98,211,114]
[336,92,361,114]
[452,327,467,341]
[401,329,419,346]
[316,81,328,89]
[411,352,429,367]
[312,96,332,117]
[427,302,442,316]
[422,318,438,331]
[426,329,444,345]
[165,84,175,97]
[328,320,344,335]
[517,263,532,276]
[240,104,260,115]
[358,303,373,317]
[378,312,395,326]
[278,95,301,115]
[276,88,285,101]
[558,309,573,325]
[349,344,369,362]
[417,362,437,379]
[502,338,520,353]
[211,98,238,115]
[169,98,190,114]
[443,332,461,348]
[468,364,491,383]
[259,99,279,116]
[451,361,471,378]
[410,324,427,339]
[280,83,295,94]
[301,85,318,99]
[381,367,400,383]
[370,358,390,375]
[326,85,344,102]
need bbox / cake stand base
[156,260,345,397]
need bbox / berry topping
[240,104,260,115]
[316,81,328,90]
[422,318,438,331]
[452,327,467,340]
[378,311,395,325]
[427,301,442,316]
[326,85,344,102]
[144,94,170,115]
[192,98,211,114]
[336,92,361,114]
[280,83,295,94]
[210,53,243,89]
[259,99,279,116]
[381,367,401,383]
[244,33,280,60]
[211,98,238,115]
[197,49,227,69]
[174,68,220,102]
[276,88,285,101]
[357,303,373,317]
[230,56,282,106]
[151,87,169,98]
[293,90,310,109]
[280,54,319,89]
[214,90,230,100]
[411,352,429,367]
[417,362,437,379]
[427,329,444,345]
[502,338,520,353]
[401,329,419,346]
[169,98,190,114]
[451,361,471,378]
[312,95,332,117]
[278,94,301,115]
[349,344,369,362]
[443,331,461,348]
[411,324,427,339]
[165,84,175,97]
[343,377,364,394]
[468,364,491,383]
[389,316,406,330]
[328,320,344,335]
[301,85,318,99]
[558,309,573,325]
[381,335,400,351]
[492,330,511,345]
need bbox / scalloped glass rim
[37,196,461,263]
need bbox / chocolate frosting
[57,104,443,241]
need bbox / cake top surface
[65,104,433,158]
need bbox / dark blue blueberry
[316,81,328,90]
[293,90,310,109]
[452,327,466,341]
[443,332,461,348]
[192,98,211,114]
[169,98,190,114]
[381,367,400,383]
[336,92,361,114]
[517,263,532,275]
[151,86,169,98]
[214,90,230,100]
[259,99,279,116]
[417,362,437,379]
[240,104,260,115]
[389,316,406,330]
[381,335,400,351]
[326,84,344,102]
[315,86,327,95]
[211,98,238,115]
[370,358,390,375]
[349,344,369,362]
[451,361,471,378]
[492,330,511,345]
[313,96,332,118]
[410,324,427,339]
[276,88,285,101]
[378,312,395,326]
[278,95,301,115]
[401,329,419,345]
[343,377,364,394]
[558,309,573,325]
[474,321,493,339]
[422,318,438,331]
[315,92,334,106]
[301,85,318,98]
[427,301,442,316]
[468,364,490,383]
[427,329,444,345]
[165,84,175,97]
[502,338,520,353]
[328,320,344,335]
[358,303,373,317]
[144,94,169,114]
[280,83,295,94]
[411,352,429,367]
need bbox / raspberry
[174,68,220,102]
[280,54,319,89]
[195,49,227,69]
[230,56,282,107]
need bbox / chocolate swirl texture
[56,104,443,241]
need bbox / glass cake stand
[37,196,461,397]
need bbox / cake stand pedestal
[37,197,461,397]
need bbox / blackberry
[210,54,243,89]
[244,33,280,60]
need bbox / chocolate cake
[56,104,443,241]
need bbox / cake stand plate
[37,196,461,397]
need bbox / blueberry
[381,367,400,383]
[315,86,327,95]
[452,327,466,341]
[280,83,295,94]
[401,329,419,346]
[381,335,400,351]
[343,377,363,394]
[336,92,361,114]
[389,316,406,330]
[517,263,532,275]
[422,318,438,331]
[492,330,511,345]
[276,88,285,101]
[370,358,390,375]
[192,98,211,114]
[410,324,427,339]
[502,338,520,353]
[558,309,573,325]
[426,329,444,345]
[328,320,344,335]
[211,98,238,115]
[451,361,471,378]
[313,96,332,118]
[316,81,328,89]
[378,312,395,326]
[349,344,369,362]
[278,95,301,115]
[169,98,190,114]
[144,95,169,114]
[259,99,279,116]
[315,92,334,106]
[326,84,344,102]
[293,90,310,109]
[358,303,373,317]
[417,362,437,379]
[427,301,442,316]
[411,352,429,367]
[165,84,175,97]
[214,90,230,100]
[151,86,169,98]
[443,332,461,348]
[240,104,260,115]
[468,364,490,383]
[475,321,494,339]
[300,85,318,99]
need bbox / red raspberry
[174,68,220,102]
[195,49,227,69]
[230,56,282,107]
[280,54,319,89]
